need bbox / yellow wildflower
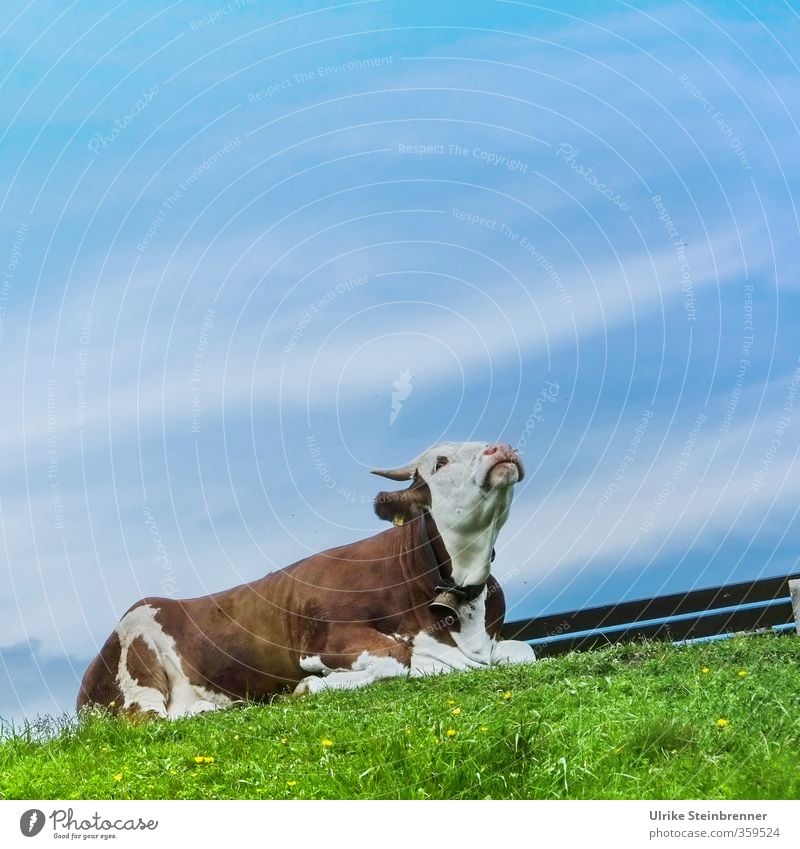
[451,707,461,716]
[113,773,123,782]
[479,726,489,733]
[701,667,710,674]
[447,699,455,705]
[502,691,512,701]
[321,738,334,748]
[446,729,457,738]
[287,780,297,787]
[737,670,747,678]
[716,718,729,728]
[193,755,214,764]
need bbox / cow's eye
[433,456,449,473]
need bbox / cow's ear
[374,478,431,524]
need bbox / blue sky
[1,0,799,725]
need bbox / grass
[1,635,799,800]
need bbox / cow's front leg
[294,627,411,694]
[491,639,536,665]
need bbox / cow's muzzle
[476,445,524,488]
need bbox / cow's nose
[484,443,515,457]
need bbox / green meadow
[2,636,798,800]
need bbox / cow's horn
[369,464,416,481]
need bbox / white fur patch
[411,589,493,675]
[411,632,487,675]
[294,650,408,694]
[115,668,166,716]
[115,604,232,718]
[491,639,536,665]
[409,442,519,587]
[299,655,329,674]
[411,589,536,675]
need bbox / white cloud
[499,379,800,601]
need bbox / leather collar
[417,510,489,616]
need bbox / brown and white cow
[77,441,534,717]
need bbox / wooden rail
[501,573,800,658]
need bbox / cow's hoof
[491,640,536,665]
[168,699,220,718]
[187,699,220,715]
[294,676,326,695]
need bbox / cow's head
[372,442,524,589]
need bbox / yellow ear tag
[393,515,405,526]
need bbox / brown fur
[374,476,431,523]
[76,631,124,712]
[122,636,168,715]
[77,512,512,712]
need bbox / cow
[77,441,535,718]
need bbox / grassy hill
[1,635,798,800]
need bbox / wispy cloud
[1,0,799,720]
